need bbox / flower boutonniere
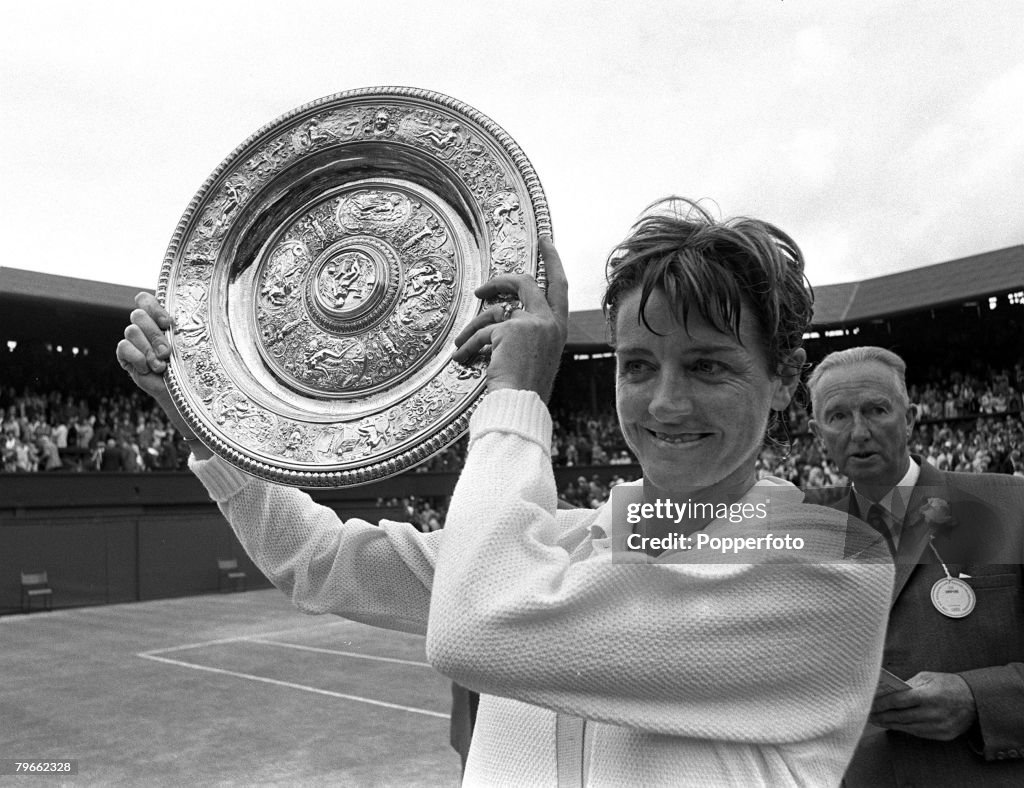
[918,498,957,532]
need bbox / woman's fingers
[135,291,173,330]
[115,292,177,398]
[471,238,567,322]
[454,239,569,393]
[474,274,547,313]
[452,324,497,365]
[116,337,151,375]
[130,295,171,361]
[454,304,508,348]
[123,322,167,373]
[115,337,172,402]
[538,237,568,325]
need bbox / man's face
[809,360,915,492]
[614,288,798,500]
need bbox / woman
[118,198,892,786]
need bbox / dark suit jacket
[825,460,1024,786]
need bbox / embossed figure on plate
[367,108,396,138]
[317,251,377,312]
[399,110,466,158]
[337,190,412,231]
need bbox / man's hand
[452,237,569,401]
[870,670,978,740]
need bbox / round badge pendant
[930,577,976,618]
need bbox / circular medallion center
[303,235,400,335]
[250,180,466,401]
[313,249,381,319]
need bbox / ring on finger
[500,301,516,322]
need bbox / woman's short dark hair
[602,197,814,376]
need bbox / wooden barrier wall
[0,471,435,615]
[0,465,639,615]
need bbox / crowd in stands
[378,495,449,533]
[1,387,191,474]
[4,361,1023,515]
[550,408,636,467]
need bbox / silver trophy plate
[158,87,550,486]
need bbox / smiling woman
[426,197,895,785]
[606,198,810,506]
[118,196,894,786]
[614,289,795,501]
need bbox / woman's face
[614,288,799,501]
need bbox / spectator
[98,437,127,471]
[36,433,63,471]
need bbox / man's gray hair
[806,346,911,413]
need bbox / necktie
[866,503,897,558]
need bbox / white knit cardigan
[191,389,893,787]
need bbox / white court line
[249,638,432,668]
[140,620,349,656]
[137,652,449,719]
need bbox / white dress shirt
[853,458,921,549]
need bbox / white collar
[854,456,920,524]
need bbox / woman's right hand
[115,293,193,437]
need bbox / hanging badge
[930,577,976,618]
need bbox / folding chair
[217,558,247,592]
[21,570,53,613]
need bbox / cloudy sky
[2,0,1022,311]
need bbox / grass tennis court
[1,589,460,786]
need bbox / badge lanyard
[927,536,975,618]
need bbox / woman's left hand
[452,237,568,401]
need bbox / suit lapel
[890,459,950,605]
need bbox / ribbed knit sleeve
[189,454,440,635]
[426,389,893,745]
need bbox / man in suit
[807,346,1024,786]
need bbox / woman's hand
[452,237,569,401]
[117,292,173,399]
[115,293,210,456]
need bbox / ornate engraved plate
[157,87,550,486]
